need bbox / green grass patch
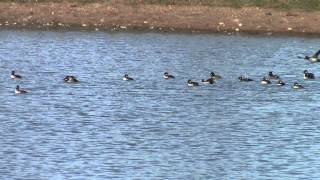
[135,0,320,10]
[0,0,320,10]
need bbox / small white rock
[143,21,148,24]
[288,27,292,31]
[238,23,243,27]
[82,23,87,27]
[235,28,240,32]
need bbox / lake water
[0,30,320,179]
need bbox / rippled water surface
[0,30,320,179]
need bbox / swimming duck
[123,74,134,81]
[238,76,253,82]
[64,75,79,83]
[210,72,221,80]
[201,78,214,85]
[261,77,271,85]
[15,85,28,94]
[305,50,320,63]
[187,80,199,86]
[277,79,286,86]
[11,71,22,79]
[268,71,280,80]
[292,82,304,89]
[303,70,315,80]
[305,56,320,63]
[163,72,175,79]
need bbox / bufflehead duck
[238,76,253,82]
[277,79,286,86]
[261,77,271,85]
[123,74,134,81]
[292,82,304,89]
[305,56,320,63]
[64,76,79,83]
[268,71,280,80]
[201,78,214,85]
[163,72,175,79]
[187,80,199,86]
[15,85,28,94]
[11,71,22,79]
[305,50,320,63]
[210,72,221,80]
[303,70,315,80]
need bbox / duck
[261,77,271,85]
[123,74,134,81]
[303,70,315,80]
[268,71,280,80]
[201,78,214,85]
[277,79,286,86]
[238,76,253,82]
[305,56,320,63]
[163,72,175,79]
[15,85,28,94]
[210,72,221,80]
[305,50,320,63]
[292,82,304,89]
[11,71,22,79]
[187,80,199,86]
[64,75,79,83]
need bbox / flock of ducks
[12,70,82,94]
[11,69,315,94]
[186,70,314,89]
[10,50,320,94]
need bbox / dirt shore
[0,2,319,35]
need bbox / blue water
[0,30,320,179]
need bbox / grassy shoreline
[0,1,319,35]
[0,0,320,10]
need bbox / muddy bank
[0,2,319,35]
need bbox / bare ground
[0,1,319,35]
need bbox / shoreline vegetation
[0,0,320,35]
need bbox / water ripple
[0,31,320,179]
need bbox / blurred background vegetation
[0,0,320,10]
